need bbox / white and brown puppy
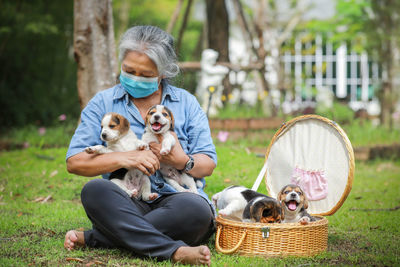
[277,184,316,224]
[142,105,200,194]
[85,112,158,201]
[212,186,284,223]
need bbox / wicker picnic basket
[215,115,355,257]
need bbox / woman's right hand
[118,149,160,176]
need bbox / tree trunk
[205,0,231,99]
[73,0,118,110]
[176,0,193,54]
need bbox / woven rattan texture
[216,215,328,257]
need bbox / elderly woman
[64,25,216,266]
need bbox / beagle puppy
[142,105,200,193]
[277,184,316,224]
[212,186,284,223]
[85,112,158,201]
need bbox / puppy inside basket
[213,184,317,224]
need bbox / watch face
[185,156,194,171]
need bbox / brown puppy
[277,184,316,224]
[213,186,284,223]
[142,105,200,193]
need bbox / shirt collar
[161,81,179,102]
[113,84,128,100]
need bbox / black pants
[81,179,215,260]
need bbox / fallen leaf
[33,197,45,202]
[50,170,58,178]
[66,257,84,263]
[32,195,52,203]
[224,178,231,183]
[46,229,56,236]
[41,195,52,203]
[17,212,23,217]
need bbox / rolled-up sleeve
[185,95,217,165]
[66,94,105,160]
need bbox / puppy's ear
[277,187,285,202]
[303,195,309,210]
[164,106,175,131]
[115,113,130,133]
[251,204,262,222]
[145,105,156,126]
[279,202,285,221]
[299,187,309,209]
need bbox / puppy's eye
[298,192,302,195]
[284,191,290,194]
[149,111,155,115]
[110,125,115,129]
[162,112,168,117]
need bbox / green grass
[1,144,399,266]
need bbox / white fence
[281,36,381,105]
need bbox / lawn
[1,142,399,266]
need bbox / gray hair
[119,25,180,79]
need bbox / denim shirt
[66,82,217,212]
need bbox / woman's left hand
[149,132,188,170]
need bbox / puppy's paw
[85,145,103,154]
[137,141,149,150]
[149,193,158,200]
[218,208,230,217]
[299,216,311,225]
[130,189,139,198]
[141,192,159,201]
[160,148,171,155]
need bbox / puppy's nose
[154,115,160,120]
[290,192,297,198]
[101,133,107,139]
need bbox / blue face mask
[119,70,160,98]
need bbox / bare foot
[64,230,85,251]
[172,245,211,266]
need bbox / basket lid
[256,115,354,216]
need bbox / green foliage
[0,1,79,130]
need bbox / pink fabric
[290,166,328,201]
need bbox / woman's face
[122,51,159,78]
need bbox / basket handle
[251,161,268,191]
[215,225,247,254]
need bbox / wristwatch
[183,155,195,172]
